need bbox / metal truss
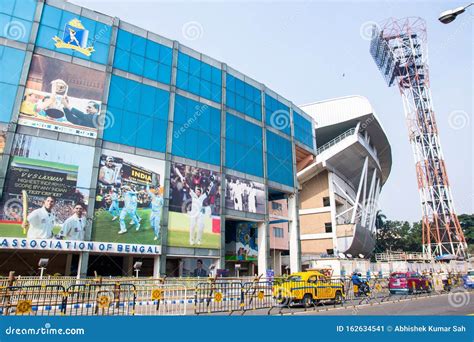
[370,17,468,259]
[333,156,381,234]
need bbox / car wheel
[334,291,343,304]
[302,294,313,308]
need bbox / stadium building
[297,96,392,266]
[0,0,391,278]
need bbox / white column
[257,221,268,276]
[288,193,301,273]
[327,172,338,255]
[153,255,161,278]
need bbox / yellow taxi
[273,270,345,307]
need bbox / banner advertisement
[18,54,106,138]
[235,222,258,261]
[168,162,221,249]
[92,150,165,249]
[225,221,258,261]
[225,175,265,214]
[0,134,93,245]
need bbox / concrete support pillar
[153,255,161,278]
[257,221,269,276]
[77,252,89,278]
[122,256,133,276]
[288,193,301,273]
[270,250,282,276]
[64,253,73,276]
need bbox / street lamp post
[438,3,473,24]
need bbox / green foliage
[373,212,473,255]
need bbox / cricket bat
[21,190,28,235]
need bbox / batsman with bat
[22,195,56,239]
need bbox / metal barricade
[0,285,67,316]
[194,281,243,314]
[241,281,276,312]
[64,283,136,316]
[134,284,188,316]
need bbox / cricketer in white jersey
[25,197,56,239]
[59,204,86,240]
[119,189,140,234]
[189,187,207,245]
[99,156,117,185]
[147,185,163,241]
[108,190,120,219]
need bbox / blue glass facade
[0,0,36,43]
[266,130,294,187]
[177,52,222,103]
[225,113,263,177]
[113,29,172,84]
[293,110,314,149]
[0,45,26,122]
[172,95,221,165]
[265,94,291,136]
[1,0,316,191]
[104,75,169,152]
[226,74,262,121]
[36,4,111,64]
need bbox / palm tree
[375,210,387,230]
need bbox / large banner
[168,162,221,249]
[0,134,93,242]
[92,150,165,247]
[225,222,258,261]
[225,175,265,214]
[18,54,106,138]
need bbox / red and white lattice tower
[370,17,468,259]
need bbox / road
[285,292,474,316]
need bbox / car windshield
[286,275,302,282]
[391,273,406,279]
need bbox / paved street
[288,292,474,316]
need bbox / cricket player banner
[0,134,93,247]
[226,222,258,261]
[92,150,165,249]
[168,162,221,249]
[18,54,106,138]
[225,175,266,214]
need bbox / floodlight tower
[369,17,468,259]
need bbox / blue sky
[76,0,473,222]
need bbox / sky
[74,0,473,222]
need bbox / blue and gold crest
[52,19,95,56]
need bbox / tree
[458,214,474,254]
[373,212,473,256]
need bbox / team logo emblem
[53,18,95,56]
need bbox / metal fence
[0,274,467,315]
